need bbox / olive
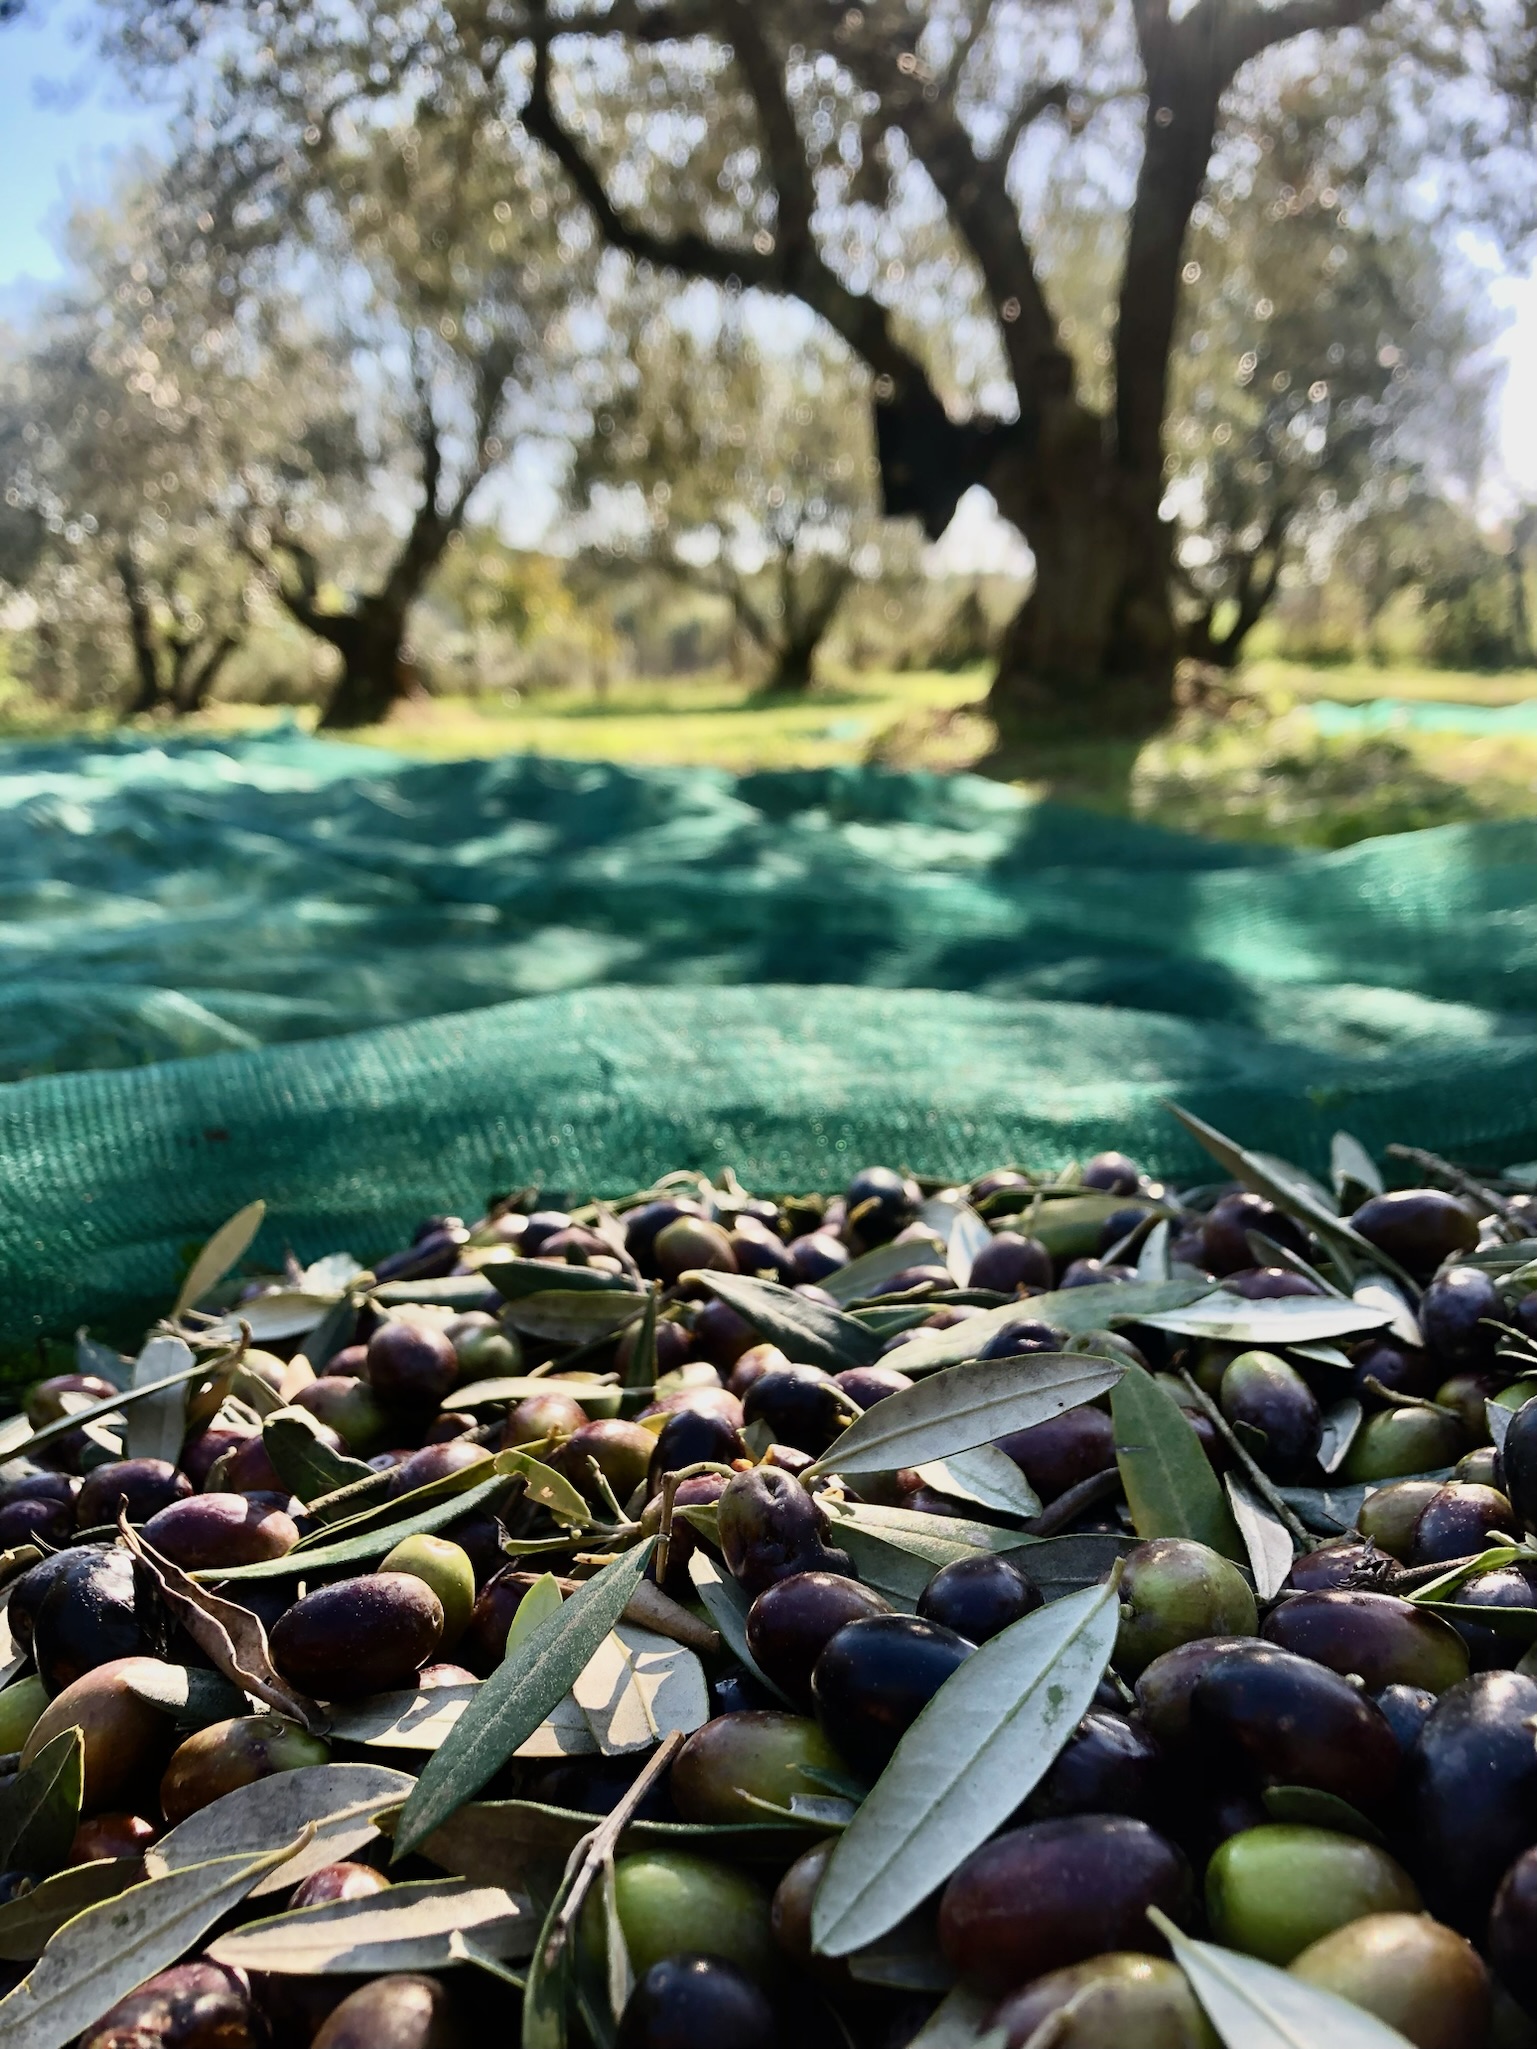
[1218,1351,1321,1479]
[832,1365,913,1409]
[769,1838,836,1970]
[142,1493,299,1573]
[1280,1537,1378,1591]
[366,1321,459,1409]
[731,1231,797,1284]
[1201,1192,1309,1275]
[1409,1480,1515,1565]
[446,1318,521,1380]
[520,1210,574,1256]
[746,1572,891,1707]
[1410,1672,1537,1928]
[527,1752,677,1821]
[1448,1562,1537,1670]
[181,1422,259,1490]
[1114,1538,1259,1679]
[1290,1913,1489,2049]
[981,1318,1070,1361]
[1351,1189,1480,1279]
[1501,1397,1537,1535]
[461,1567,538,1675]
[270,1574,444,1698]
[1060,1259,1137,1288]
[938,1816,1193,1992]
[648,1408,745,1487]
[1224,1267,1325,1300]
[624,1199,706,1275]
[385,1441,492,1499]
[505,1391,587,1446]
[655,1217,737,1284]
[990,1953,1218,2049]
[380,1536,476,1648]
[25,1373,119,1428]
[291,1376,392,1455]
[973,1170,1030,1203]
[556,1419,656,1505]
[1191,1643,1401,1808]
[1206,1824,1420,1964]
[618,1956,776,2049]
[1341,1406,1466,1483]
[0,1466,78,1511]
[670,1711,848,1823]
[995,1407,1116,1503]
[968,1233,1054,1296]
[1373,1683,1438,1751]
[160,1713,330,1825]
[1456,1445,1503,1489]
[844,1166,917,1252]
[0,1674,48,1752]
[537,1225,618,1266]
[1261,1589,1469,1693]
[640,1383,743,1428]
[78,1962,264,2049]
[1024,1711,1164,1823]
[918,1555,1043,1642]
[1422,1265,1508,1369]
[310,1975,459,2049]
[1358,1479,1449,1559]
[786,1233,849,1286]
[32,1545,149,1695]
[1435,1372,1500,1443]
[0,1494,74,1548]
[1351,1337,1438,1401]
[225,1424,343,1497]
[21,1655,172,1809]
[717,1467,852,1594]
[741,1367,858,1456]
[609,1850,774,1979]
[8,1547,107,1656]
[639,1472,725,1595]
[291,1861,392,1907]
[811,1613,974,1772]
[1133,1638,1271,1748]
[69,1810,159,1863]
[1490,1846,1537,2011]
[76,1458,192,1529]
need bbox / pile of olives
[0,1132,1534,2049]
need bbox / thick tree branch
[1223,0,1389,67]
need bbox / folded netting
[1,730,1533,1348]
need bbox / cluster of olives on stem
[0,1134,1535,2049]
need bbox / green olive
[1288,1912,1488,2049]
[1205,1825,1420,1965]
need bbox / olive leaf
[0,1862,140,1963]
[1260,1786,1385,1845]
[499,1292,648,1342]
[13,1355,211,1461]
[1111,1367,1245,1561]
[822,1234,947,1306]
[687,1553,795,1705]
[806,1353,1123,1480]
[147,1762,415,1897]
[394,1541,657,1860]
[0,1835,307,2049]
[485,1262,638,1299]
[1031,1194,1159,1258]
[912,1447,1042,1520]
[1352,1275,1423,1348]
[209,1467,517,1582]
[919,1198,994,1290]
[572,1624,710,1757]
[448,1376,622,1411]
[209,1879,535,1974]
[119,1514,325,1731]
[0,1729,82,1874]
[261,1407,375,1502]
[1224,1473,1295,1599]
[1001,1531,1136,1602]
[172,1201,268,1321]
[206,1291,342,1344]
[622,1292,659,1388]
[694,1271,885,1370]
[818,1500,1027,1604]
[326,1684,482,1751]
[881,1280,1211,1374]
[812,1574,1122,1955]
[1168,1104,1420,1295]
[1317,1398,1363,1475]
[74,1332,132,1391]
[1138,1219,1172,1281]
[1136,1294,1391,1343]
[1331,1131,1384,1206]
[119,1663,247,1727]
[1149,1907,1416,2048]
[901,1984,1006,2049]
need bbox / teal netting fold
[1,730,1533,1345]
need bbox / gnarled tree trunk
[312,603,415,729]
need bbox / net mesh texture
[2,727,1533,1350]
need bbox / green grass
[4,656,1534,847]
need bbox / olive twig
[1177,1369,1318,1553]
[653,1470,682,1586]
[1386,1552,1496,1594]
[1384,1144,1529,1238]
[1021,1465,1123,1539]
[1361,1376,1462,1421]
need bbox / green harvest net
[1,726,1533,1350]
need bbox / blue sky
[3,4,1534,512]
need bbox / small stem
[585,1457,628,1526]
[542,1730,687,1977]
[1386,1552,1493,1593]
[1022,1466,1123,1539]
[1384,1144,1529,1238]
[653,1470,681,1587]
[1177,1370,1318,1552]
[1361,1376,1462,1420]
